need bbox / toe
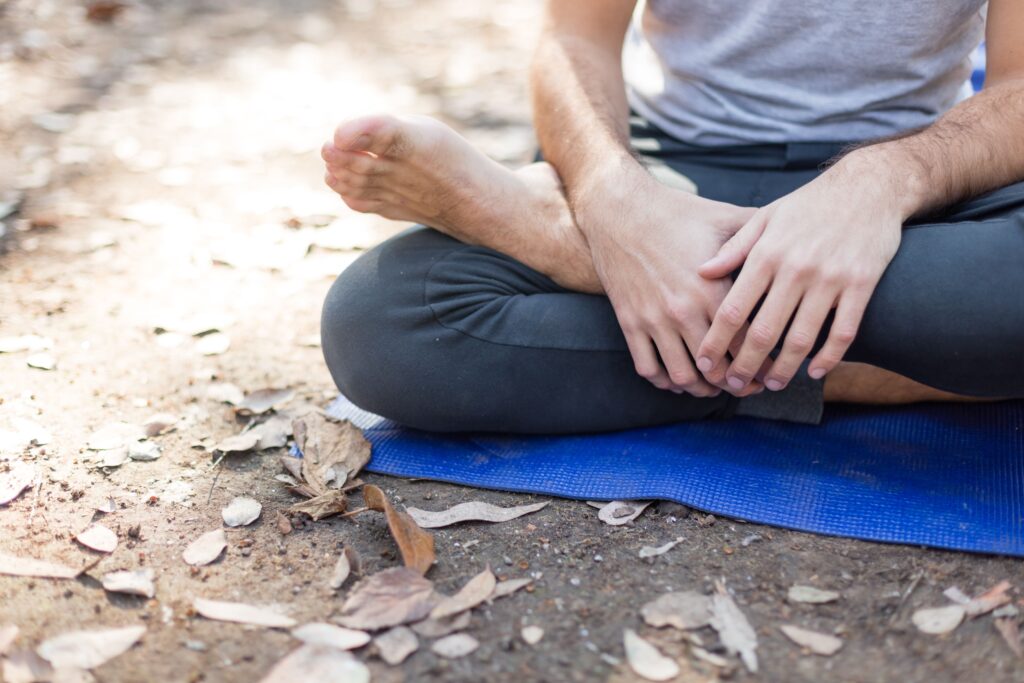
[333,114,411,159]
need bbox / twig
[888,569,925,626]
[340,506,370,518]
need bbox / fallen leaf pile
[282,413,370,520]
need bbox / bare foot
[321,114,600,292]
[824,362,988,404]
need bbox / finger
[653,329,716,396]
[696,264,772,379]
[624,330,673,391]
[724,278,803,391]
[698,212,768,279]
[763,289,838,390]
[808,290,869,379]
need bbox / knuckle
[830,325,858,345]
[669,368,696,386]
[719,302,746,327]
[748,323,776,350]
[786,330,815,353]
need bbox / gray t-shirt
[623,0,987,146]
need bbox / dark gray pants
[321,119,1024,433]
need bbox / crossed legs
[320,115,1011,432]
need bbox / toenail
[348,134,371,151]
[696,356,713,372]
[727,376,746,390]
[765,379,784,391]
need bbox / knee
[320,241,479,431]
[320,251,401,420]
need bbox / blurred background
[0,0,542,440]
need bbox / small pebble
[569,577,581,587]
[593,555,603,563]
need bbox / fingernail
[809,367,826,380]
[671,388,684,395]
[727,376,746,390]
[697,356,713,372]
[765,379,784,391]
[710,389,722,398]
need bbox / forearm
[529,8,649,225]
[840,78,1024,220]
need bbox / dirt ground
[1,1,1022,682]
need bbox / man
[318,0,1024,433]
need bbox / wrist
[837,146,929,221]
[571,159,687,235]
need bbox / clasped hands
[583,157,904,397]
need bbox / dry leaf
[127,441,161,461]
[410,611,471,638]
[260,645,369,683]
[623,629,679,681]
[196,333,230,356]
[491,577,532,600]
[329,548,358,590]
[222,496,262,527]
[26,353,56,370]
[250,415,293,449]
[213,431,260,455]
[142,413,177,437]
[75,525,117,553]
[363,485,435,575]
[787,585,840,604]
[292,414,370,494]
[0,624,19,655]
[912,605,965,634]
[276,511,293,535]
[521,625,544,645]
[964,580,1013,617]
[0,461,36,505]
[431,633,478,659]
[374,626,418,665]
[182,529,227,566]
[995,617,1023,658]
[86,422,143,451]
[335,567,435,630]
[207,382,244,405]
[36,626,145,669]
[101,569,155,599]
[406,501,548,528]
[639,537,684,559]
[193,598,296,628]
[779,625,843,656]
[291,623,370,650]
[640,591,713,630]
[0,552,80,579]
[710,582,758,672]
[597,500,651,526]
[4,648,54,682]
[288,491,347,520]
[237,388,295,415]
[0,335,52,353]
[430,567,496,620]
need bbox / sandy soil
[1,1,1022,682]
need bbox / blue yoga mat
[327,397,1024,557]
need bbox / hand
[578,171,759,397]
[695,156,905,393]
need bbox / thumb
[698,215,765,279]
